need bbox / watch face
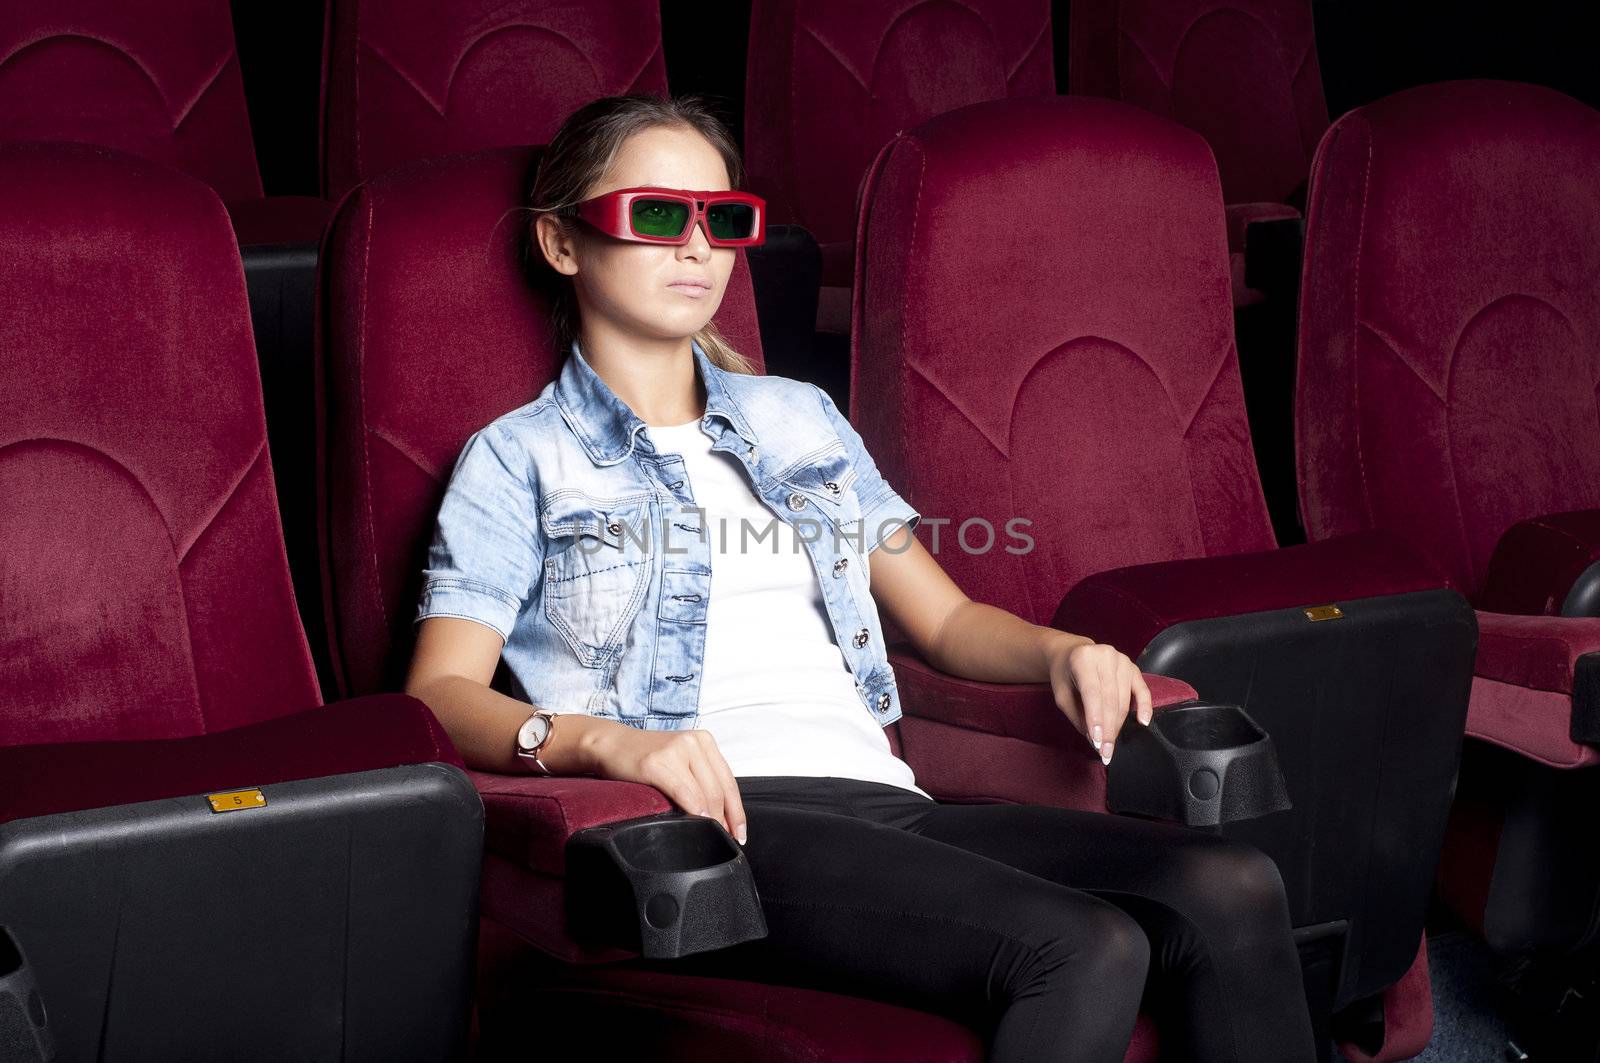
[517,713,551,752]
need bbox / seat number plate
[205,787,267,813]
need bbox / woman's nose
[678,218,712,260]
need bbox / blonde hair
[526,94,758,376]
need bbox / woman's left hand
[1048,641,1152,765]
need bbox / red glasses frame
[568,186,767,247]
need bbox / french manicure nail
[1101,745,1113,766]
[1092,725,1103,747]
[737,826,748,845]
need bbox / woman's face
[540,125,736,345]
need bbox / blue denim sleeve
[809,383,922,554]
[416,422,543,640]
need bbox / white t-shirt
[644,419,929,798]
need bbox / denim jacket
[416,339,922,732]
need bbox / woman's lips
[667,279,713,298]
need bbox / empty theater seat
[0,141,480,1061]
[744,0,1054,335]
[314,145,1177,1060]
[853,95,1479,1063]
[0,2,342,691]
[1069,0,1325,299]
[319,0,668,200]
[1297,80,1600,972]
[1068,0,1329,544]
[0,1,331,242]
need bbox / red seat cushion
[1467,611,1600,769]
[890,650,1197,811]
[1053,530,1448,658]
[1479,508,1600,616]
[0,694,459,825]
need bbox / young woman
[406,95,1317,1063]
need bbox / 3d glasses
[566,187,766,247]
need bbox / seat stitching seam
[354,196,389,638]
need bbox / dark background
[232,0,1600,197]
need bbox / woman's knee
[1039,901,1150,994]
[1175,837,1294,932]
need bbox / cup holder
[1106,701,1292,827]
[0,926,53,1062]
[566,812,767,959]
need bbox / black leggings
[624,776,1317,1063]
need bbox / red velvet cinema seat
[319,0,669,201]
[1069,0,1325,305]
[315,146,1182,1060]
[743,0,1055,336]
[852,95,1478,1063]
[0,0,329,246]
[1068,0,1329,544]
[0,142,480,1060]
[0,2,344,691]
[1297,80,1600,969]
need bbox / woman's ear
[534,214,581,277]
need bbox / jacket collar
[554,337,759,466]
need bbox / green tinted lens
[630,198,691,238]
[705,202,756,241]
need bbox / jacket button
[825,480,840,493]
[607,521,622,536]
[877,693,891,711]
[786,492,807,511]
[852,628,869,648]
[832,558,848,576]
[748,446,758,460]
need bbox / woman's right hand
[590,726,749,845]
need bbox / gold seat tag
[1303,604,1345,622]
[206,788,267,813]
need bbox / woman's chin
[645,303,720,338]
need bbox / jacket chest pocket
[541,498,652,667]
[776,441,862,532]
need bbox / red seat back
[317,147,765,696]
[853,96,1274,626]
[0,1,262,200]
[1069,0,1327,206]
[0,142,318,746]
[320,0,669,199]
[744,0,1054,286]
[1297,80,1600,599]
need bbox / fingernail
[1100,744,1113,766]
[1092,725,1103,747]
[737,826,748,845]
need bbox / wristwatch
[515,710,559,775]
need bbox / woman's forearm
[408,673,623,775]
[927,600,1092,683]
